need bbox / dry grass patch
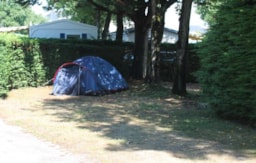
[0,83,256,163]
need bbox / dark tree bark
[102,11,111,40]
[172,0,193,95]
[146,0,158,83]
[116,12,123,43]
[146,0,176,83]
[129,1,152,80]
[132,22,150,79]
[96,9,101,39]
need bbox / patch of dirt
[0,83,255,163]
[0,119,96,163]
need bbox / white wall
[162,31,178,43]
[29,20,98,39]
[110,28,178,43]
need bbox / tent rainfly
[52,56,128,96]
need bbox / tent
[52,56,128,96]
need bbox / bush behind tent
[0,33,199,97]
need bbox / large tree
[128,0,152,79]
[172,0,193,95]
[84,0,177,80]
[18,0,179,82]
[65,0,153,79]
[0,1,46,28]
[146,0,176,83]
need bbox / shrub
[196,0,256,126]
[0,33,46,97]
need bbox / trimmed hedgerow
[0,34,46,97]
[38,39,132,80]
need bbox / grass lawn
[0,82,255,163]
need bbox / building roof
[0,26,28,32]
[30,19,97,29]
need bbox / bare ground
[0,119,95,163]
[0,83,255,163]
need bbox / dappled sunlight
[0,83,255,163]
[164,98,182,104]
[40,92,256,161]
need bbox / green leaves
[0,2,46,27]
[0,33,46,97]
[196,0,256,126]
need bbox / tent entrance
[52,64,83,96]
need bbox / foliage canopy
[0,1,46,27]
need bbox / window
[66,34,80,40]
[60,33,65,39]
[82,33,87,39]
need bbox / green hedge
[38,39,199,82]
[0,34,46,97]
[38,39,133,80]
[0,34,199,97]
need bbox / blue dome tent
[52,56,128,96]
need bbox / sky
[31,1,208,34]
[165,3,208,33]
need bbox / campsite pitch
[0,119,95,163]
[0,82,255,163]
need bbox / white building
[161,28,178,43]
[29,19,98,39]
[110,27,178,43]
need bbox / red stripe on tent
[53,62,86,82]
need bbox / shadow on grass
[41,84,256,160]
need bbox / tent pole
[77,66,81,95]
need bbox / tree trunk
[154,14,165,82]
[101,12,111,40]
[130,1,152,80]
[146,0,166,83]
[172,0,192,95]
[96,9,101,39]
[132,22,149,79]
[116,12,123,43]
